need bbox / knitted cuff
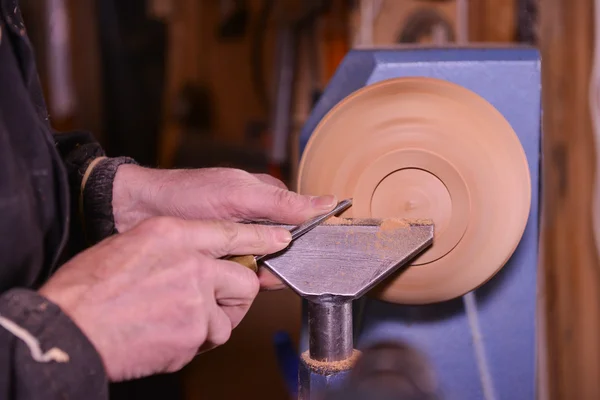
[80,157,139,244]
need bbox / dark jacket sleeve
[0,3,133,399]
[0,289,108,399]
[54,131,138,245]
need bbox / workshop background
[15,0,600,399]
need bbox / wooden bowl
[297,77,531,304]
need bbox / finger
[237,185,338,224]
[220,304,253,329]
[212,259,260,301]
[252,173,288,190]
[184,220,292,258]
[258,268,287,291]
[199,304,233,352]
[213,260,257,329]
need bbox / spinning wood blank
[297,77,531,304]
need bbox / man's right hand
[38,217,292,381]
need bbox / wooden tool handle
[227,255,258,273]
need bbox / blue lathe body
[297,48,541,399]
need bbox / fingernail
[277,229,292,244]
[311,195,337,210]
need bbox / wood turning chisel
[227,199,353,272]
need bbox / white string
[463,293,497,400]
[0,314,69,363]
[456,3,495,397]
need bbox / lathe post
[299,298,355,398]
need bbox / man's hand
[111,166,337,290]
[39,217,291,381]
[112,165,337,230]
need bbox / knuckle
[248,225,269,248]
[254,173,287,189]
[252,173,269,180]
[226,168,252,185]
[141,216,180,238]
[218,221,240,245]
[212,325,232,347]
[272,189,306,212]
[231,168,251,179]
[273,189,294,209]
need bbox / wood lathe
[250,47,540,399]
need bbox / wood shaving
[380,218,434,231]
[323,216,353,225]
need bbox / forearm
[0,289,108,399]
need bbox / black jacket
[0,1,135,398]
